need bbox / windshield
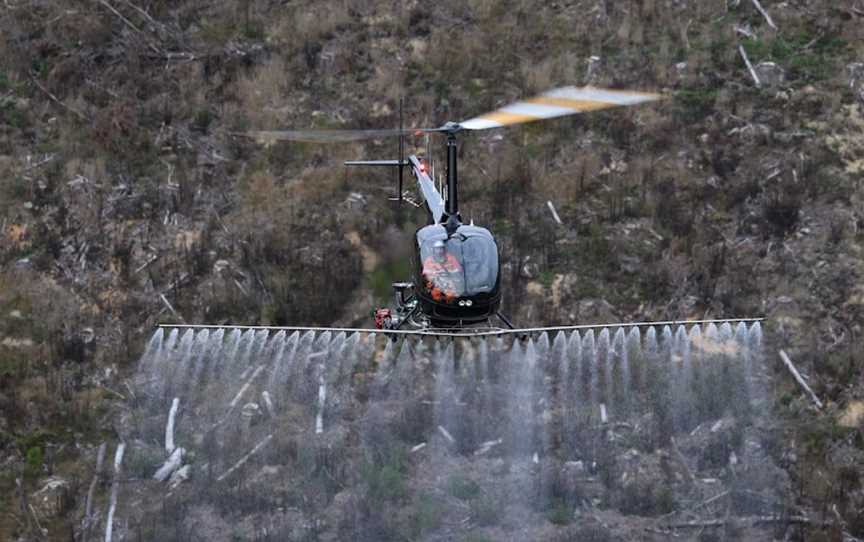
[418,229,498,303]
[462,236,497,294]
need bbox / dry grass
[238,170,287,216]
[236,57,292,129]
[520,57,559,96]
[267,1,352,54]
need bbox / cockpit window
[462,237,496,293]
[419,231,498,303]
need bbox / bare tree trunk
[81,442,107,542]
[104,443,126,542]
[165,398,180,454]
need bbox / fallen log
[667,515,828,529]
[30,76,89,121]
[206,366,266,431]
[120,0,168,33]
[693,490,729,511]
[546,201,563,225]
[749,0,777,30]
[261,391,275,418]
[134,254,158,274]
[739,45,761,88]
[28,503,46,537]
[159,294,183,322]
[217,434,273,482]
[437,425,456,445]
[153,447,184,482]
[779,350,823,409]
[229,365,265,408]
[97,0,161,53]
[168,465,190,489]
[474,438,502,456]
[670,437,695,484]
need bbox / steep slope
[1,0,862,539]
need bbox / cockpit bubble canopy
[416,225,499,299]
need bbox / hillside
[1,0,863,539]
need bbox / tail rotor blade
[459,86,664,131]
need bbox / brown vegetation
[0,0,863,539]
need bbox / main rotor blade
[245,128,432,143]
[459,86,663,130]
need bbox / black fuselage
[413,223,501,327]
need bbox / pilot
[422,240,461,302]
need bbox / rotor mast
[446,133,458,216]
[444,124,462,230]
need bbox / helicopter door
[461,236,497,295]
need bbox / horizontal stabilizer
[344,160,409,166]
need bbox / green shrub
[618,481,675,516]
[762,189,801,237]
[674,87,718,123]
[0,352,27,378]
[192,108,214,133]
[26,446,43,477]
[546,498,572,525]
[198,19,236,45]
[0,99,28,129]
[446,474,481,501]
[363,463,406,503]
[741,33,848,83]
[470,495,501,526]
[566,525,616,542]
[369,260,411,301]
[124,447,164,479]
[409,494,444,537]
[242,21,264,40]
[579,223,614,272]
[17,430,57,454]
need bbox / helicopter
[251,86,665,331]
